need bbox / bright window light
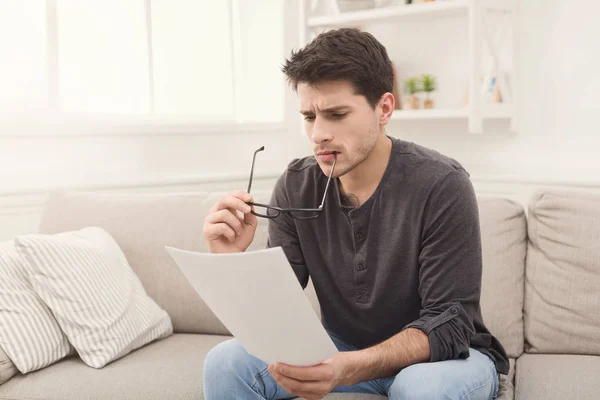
[151,0,234,120]
[57,0,150,114]
[0,0,285,126]
[0,1,47,114]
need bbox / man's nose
[311,117,332,144]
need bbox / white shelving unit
[308,0,469,28]
[301,0,518,134]
[390,103,512,121]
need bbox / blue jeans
[204,332,499,399]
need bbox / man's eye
[304,116,315,121]
[332,113,346,119]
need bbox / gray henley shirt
[266,136,509,375]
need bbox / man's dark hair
[282,28,394,109]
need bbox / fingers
[210,191,253,214]
[268,367,328,399]
[243,204,258,228]
[229,190,253,203]
[204,191,257,242]
[204,223,236,242]
[273,363,334,382]
[206,209,244,235]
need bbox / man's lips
[316,151,339,162]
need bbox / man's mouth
[316,151,339,162]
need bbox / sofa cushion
[0,347,18,385]
[524,190,600,354]
[496,358,515,400]
[0,333,382,400]
[515,354,600,400]
[0,241,73,375]
[15,227,173,369]
[477,197,526,358]
[0,334,228,400]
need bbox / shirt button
[357,263,365,271]
[451,307,458,314]
[355,232,364,240]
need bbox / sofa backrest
[38,189,529,356]
[524,190,600,356]
[477,197,527,359]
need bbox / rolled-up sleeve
[265,170,310,289]
[403,169,481,362]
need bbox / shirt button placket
[351,216,368,303]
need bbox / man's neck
[338,135,392,207]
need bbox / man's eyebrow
[300,106,350,115]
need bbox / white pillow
[0,346,18,385]
[0,241,73,376]
[15,227,173,369]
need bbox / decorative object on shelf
[464,71,505,107]
[482,73,502,103]
[420,74,437,109]
[403,77,422,109]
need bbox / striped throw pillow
[0,346,18,385]
[0,240,73,375]
[15,227,173,369]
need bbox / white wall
[377,0,600,182]
[0,130,306,192]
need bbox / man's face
[298,80,381,178]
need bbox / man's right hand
[203,191,258,254]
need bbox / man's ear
[378,92,395,125]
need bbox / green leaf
[420,74,437,92]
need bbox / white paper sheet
[165,245,338,366]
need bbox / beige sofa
[1,188,599,400]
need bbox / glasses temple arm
[247,146,265,194]
[319,154,337,208]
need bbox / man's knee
[203,339,255,382]
[388,363,448,400]
[388,362,494,400]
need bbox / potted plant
[420,74,436,109]
[404,77,421,109]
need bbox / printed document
[165,246,338,366]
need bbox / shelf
[308,1,468,28]
[390,104,512,121]
[481,103,513,119]
[391,108,467,120]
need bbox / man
[202,28,508,399]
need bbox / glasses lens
[289,210,320,220]
[252,205,280,218]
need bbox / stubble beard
[335,124,380,178]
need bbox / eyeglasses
[246,146,337,219]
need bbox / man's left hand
[268,352,355,400]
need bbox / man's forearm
[341,328,431,385]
